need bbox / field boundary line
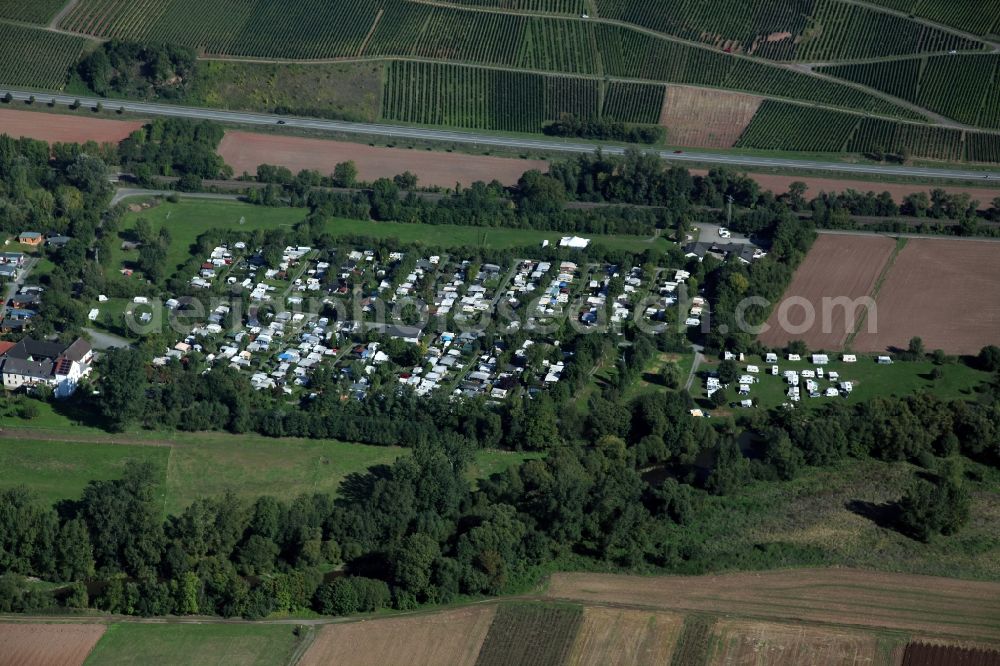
[845,236,907,350]
[286,625,317,666]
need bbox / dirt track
[545,568,1000,643]
[218,131,548,187]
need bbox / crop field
[902,643,1000,666]
[967,132,1000,164]
[300,606,497,666]
[217,131,548,188]
[659,87,763,148]
[0,108,145,145]
[0,623,106,666]
[0,22,91,90]
[758,234,897,351]
[382,61,598,132]
[735,100,861,151]
[545,568,1000,642]
[0,0,70,24]
[435,0,586,12]
[851,239,1000,355]
[863,0,1000,37]
[566,607,683,665]
[820,55,1000,129]
[705,619,882,666]
[82,623,301,666]
[602,81,665,125]
[475,603,583,666]
[595,0,984,60]
[847,117,965,162]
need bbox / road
[4,88,1000,182]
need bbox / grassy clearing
[0,420,536,513]
[83,623,302,666]
[187,60,383,122]
[112,198,308,277]
[695,354,989,413]
[112,198,663,281]
[684,458,1000,581]
[0,439,170,509]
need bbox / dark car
[276,120,287,125]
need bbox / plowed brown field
[706,619,881,666]
[298,606,496,666]
[218,132,547,187]
[545,569,1000,643]
[566,607,682,666]
[759,234,897,350]
[660,87,763,148]
[0,623,105,666]
[0,109,144,144]
[851,239,1000,354]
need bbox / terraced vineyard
[601,82,665,124]
[735,101,860,151]
[847,117,965,162]
[595,0,985,60]
[382,61,600,132]
[863,0,1000,37]
[0,22,91,89]
[820,55,1000,129]
[0,0,70,24]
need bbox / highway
[4,88,1000,181]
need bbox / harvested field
[758,234,897,350]
[0,623,105,666]
[545,568,1000,643]
[475,602,583,666]
[903,642,1000,665]
[218,132,548,187]
[0,109,144,145]
[851,239,1000,354]
[660,87,763,148]
[298,606,496,666]
[566,607,683,666]
[706,619,880,666]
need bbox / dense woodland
[0,124,998,617]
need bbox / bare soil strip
[217,131,548,187]
[759,234,897,351]
[298,606,496,666]
[0,108,144,144]
[0,623,106,666]
[545,569,1000,643]
[851,238,1000,354]
[660,87,764,148]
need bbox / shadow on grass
[845,499,901,531]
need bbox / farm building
[0,337,93,396]
[18,231,42,246]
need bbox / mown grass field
[113,198,665,265]
[0,421,537,514]
[83,623,303,666]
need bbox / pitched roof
[2,357,53,379]
[62,338,92,363]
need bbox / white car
[718,228,732,238]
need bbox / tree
[710,388,728,409]
[660,362,682,389]
[717,359,738,384]
[897,474,970,542]
[393,533,440,600]
[393,171,418,190]
[315,578,358,615]
[977,345,1000,372]
[95,348,148,431]
[56,518,94,582]
[332,161,358,188]
[906,336,925,360]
